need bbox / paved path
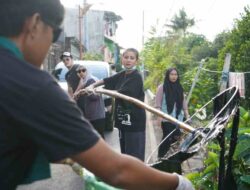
[17,90,204,190]
[104,128,120,152]
[145,92,159,164]
[104,90,159,164]
[144,90,204,173]
[17,164,85,190]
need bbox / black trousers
[119,129,145,161]
[90,118,105,139]
[158,122,181,158]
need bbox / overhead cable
[201,67,250,74]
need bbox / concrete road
[17,164,85,190]
[17,90,203,190]
[104,90,159,164]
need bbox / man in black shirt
[60,52,86,113]
[0,1,193,190]
[61,52,80,97]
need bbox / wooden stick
[80,88,195,133]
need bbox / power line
[207,0,217,14]
[201,67,221,73]
[201,67,250,74]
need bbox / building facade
[43,7,122,73]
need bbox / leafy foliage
[218,6,250,107]
[142,6,250,189]
[187,150,219,190]
[142,30,219,114]
[210,31,231,58]
[231,107,250,189]
[83,52,103,61]
[166,8,195,37]
[142,34,184,92]
[187,107,250,189]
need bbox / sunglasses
[41,17,62,43]
[77,69,86,73]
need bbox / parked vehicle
[54,60,110,89]
[53,60,114,131]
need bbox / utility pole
[186,59,206,105]
[220,53,231,92]
[79,5,83,59]
[83,0,87,54]
[142,10,145,47]
[141,10,145,80]
[78,1,92,60]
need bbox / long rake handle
[85,88,195,133]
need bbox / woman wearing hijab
[74,65,106,138]
[155,68,190,158]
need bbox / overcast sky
[60,0,250,50]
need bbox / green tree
[219,6,250,107]
[166,8,195,37]
[83,52,103,61]
[180,33,213,61]
[191,43,212,61]
[141,26,192,92]
[211,31,231,58]
[142,10,224,114]
[182,33,207,53]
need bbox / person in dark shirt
[61,52,88,118]
[74,65,106,138]
[86,48,146,161]
[61,52,80,97]
[0,1,193,190]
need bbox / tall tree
[211,31,231,58]
[166,8,195,36]
[219,6,250,107]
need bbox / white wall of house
[63,8,105,54]
[84,10,105,54]
[63,8,81,44]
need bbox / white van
[52,60,114,131]
[54,60,111,91]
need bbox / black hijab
[163,68,184,117]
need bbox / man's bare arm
[71,139,178,190]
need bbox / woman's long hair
[163,68,184,117]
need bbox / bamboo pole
[80,88,195,133]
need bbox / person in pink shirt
[155,68,190,158]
